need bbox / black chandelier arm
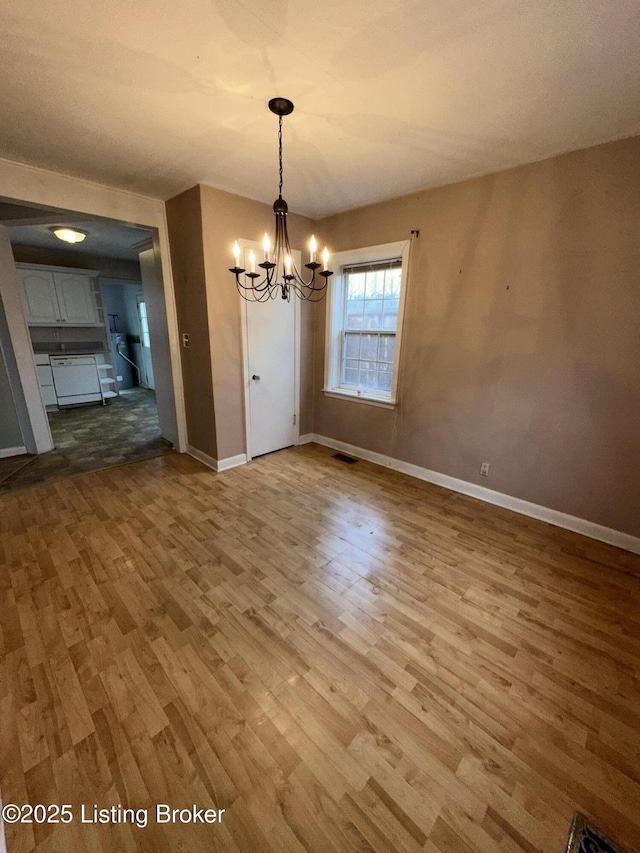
[229,268,272,294]
[270,210,333,291]
[286,270,333,300]
[234,274,276,302]
[231,265,285,302]
[231,265,332,302]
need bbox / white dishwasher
[50,355,103,406]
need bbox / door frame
[238,239,300,463]
[0,157,187,452]
[0,228,53,453]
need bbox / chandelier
[229,97,333,302]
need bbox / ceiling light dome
[50,227,88,244]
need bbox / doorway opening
[0,199,178,491]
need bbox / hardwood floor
[1,444,639,852]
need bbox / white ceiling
[0,200,153,259]
[1,0,639,218]
[8,220,152,261]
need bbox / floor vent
[333,452,358,464]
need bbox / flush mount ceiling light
[229,97,333,302]
[50,227,88,244]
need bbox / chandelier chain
[278,115,283,198]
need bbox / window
[324,240,409,407]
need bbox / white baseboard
[186,445,246,473]
[186,445,218,470]
[310,434,640,556]
[297,433,314,445]
[217,453,247,472]
[0,445,27,459]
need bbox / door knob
[252,374,260,380]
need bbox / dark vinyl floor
[0,387,173,493]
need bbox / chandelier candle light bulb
[228,97,332,301]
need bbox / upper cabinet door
[53,273,100,326]
[19,270,61,325]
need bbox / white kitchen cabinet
[20,270,60,324]
[53,272,100,325]
[17,265,101,326]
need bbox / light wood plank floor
[1,445,639,853]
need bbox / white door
[54,273,99,325]
[137,296,155,389]
[242,247,297,459]
[19,270,60,324]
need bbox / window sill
[322,388,397,410]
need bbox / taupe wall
[167,184,315,461]
[182,185,315,461]
[166,186,216,458]
[313,135,640,538]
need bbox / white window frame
[323,240,410,408]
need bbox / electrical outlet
[480,462,490,477]
[117,375,123,382]
[182,333,190,348]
